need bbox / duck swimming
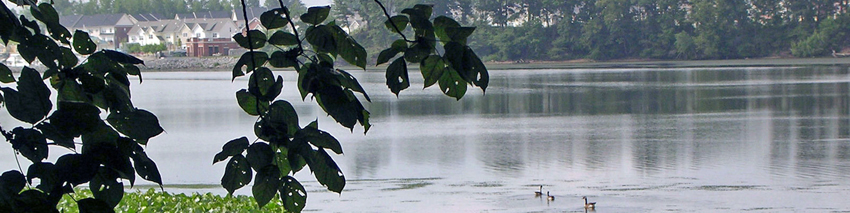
[547,191,555,201]
[534,185,543,197]
[582,196,596,209]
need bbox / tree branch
[374,0,415,43]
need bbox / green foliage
[217,2,488,213]
[122,43,166,54]
[57,188,289,212]
[1,2,164,212]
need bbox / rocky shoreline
[139,56,238,70]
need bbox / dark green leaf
[386,57,409,96]
[77,198,115,213]
[55,154,99,186]
[27,163,60,193]
[35,122,75,150]
[91,168,123,208]
[3,67,52,124]
[420,55,446,88]
[213,137,249,164]
[384,15,409,33]
[73,30,96,55]
[464,47,488,91]
[101,84,134,114]
[233,51,269,80]
[53,76,87,102]
[0,63,14,83]
[253,165,281,208]
[102,49,144,65]
[130,144,163,186]
[46,22,72,45]
[11,127,48,163]
[438,67,467,100]
[106,109,164,141]
[318,54,335,65]
[300,6,331,25]
[236,89,269,116]
[233,30,266,49]
[124,64,141,76]
[14,190,57,213]
[403,41,432,63]
[332,69,370,102]
[17,43,37,64]
[31,3,59,24]
[47,101,101,137]
[337,35,367,69]
[247,142,274,171]
[307,149,345,193]
[268,50,299,68]
[444,27,475,44]
[377,40,407,65]
[298,121,342,154]
[412,4,433,19]
[280,176,306,213]
[222,154,252,195]
[315,86,371,132]
[273,148,292,176]
[58,47,78,69]
[80,123,119,154]
[288,150,307,173]
[305,25,337,54]
[260,8,290,29]
[268,31,299,46]
[434,16,465,43]
[265,100,300,137]
[401,5,433,32]
[0,170,26,200]
[248,67,278,101]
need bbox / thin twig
[278,0,305,56]
[374,0,415,43]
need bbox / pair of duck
[534,185,596,209]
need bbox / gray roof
[132,13,166,22]
[234,7,267,21]
[75,14,131,28]
[59,15,83,28]
[176,10,232,20]
[130,20,188,34]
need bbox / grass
[57,188,288,213]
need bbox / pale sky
[301,0,332,7]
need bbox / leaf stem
[374,0,414,43]
[277,1,305,56]
[240,0,257,72]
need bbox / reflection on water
[2,66,850,212]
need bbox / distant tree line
[53,0,850,61]
[50,0,305,17]
[334,0,850,61]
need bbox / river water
[2,65,850,212]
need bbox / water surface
[3,66,850,212]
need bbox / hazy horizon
[301,0,331,7]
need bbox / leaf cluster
[2,2,164,212]
[376,4,488,100]
[220,2,488,212]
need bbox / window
[212,33,218,38]
[149,35,153,39]
[195,33,201,37]
[183,33,188,37]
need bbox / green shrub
[57,188,287,213]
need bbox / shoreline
[135,56,850,71]
[5,56,850,72]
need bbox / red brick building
[185,38,241,57]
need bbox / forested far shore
[50,0,850,62]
